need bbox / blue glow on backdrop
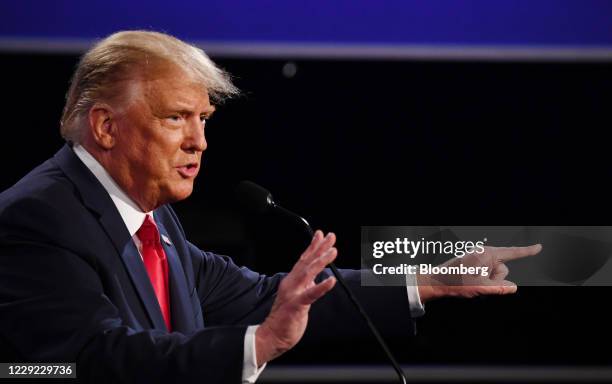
[1,0,611,46]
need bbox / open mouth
[176,163,199,178]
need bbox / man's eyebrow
[202,106,216,117]
[170,106,215,116]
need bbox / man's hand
[417,244,542,303]
[255,230,338,366]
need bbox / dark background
[1,53,612,367]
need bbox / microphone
[235,180,407,384]
[235,180,312,230]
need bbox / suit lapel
[154,214,197,333]
[120,238,169,331]
[53,144,168,331]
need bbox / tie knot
[137,215,159,245]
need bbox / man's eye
[168,115,183,122]
[200,116,208,125]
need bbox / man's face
[108,67,215,211]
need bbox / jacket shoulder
[0,158,86,242]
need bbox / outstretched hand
[417,244,542,302]
[255,230,338,366]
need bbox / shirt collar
[73,144,150,237]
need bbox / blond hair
[60,30,238,143]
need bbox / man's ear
[88,103,117,150]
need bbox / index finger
[489,244,542,262]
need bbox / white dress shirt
[72,145,265,383]
[406,274,425,317]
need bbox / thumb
[298,276,337,305]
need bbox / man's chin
[166,184,194,203]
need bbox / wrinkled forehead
[122,63,212,111]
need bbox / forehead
[130,66,213,113]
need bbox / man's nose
[183,118,207,153]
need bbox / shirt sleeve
[406,273,425,317]
[242,325,267,383]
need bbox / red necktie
[136,215,172,331]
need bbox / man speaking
[0,31,540,383]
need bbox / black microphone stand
[273,203,408,384]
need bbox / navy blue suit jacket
[0,145,414,383]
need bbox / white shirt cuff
[242,325,267,383]
[406,273,425,317]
